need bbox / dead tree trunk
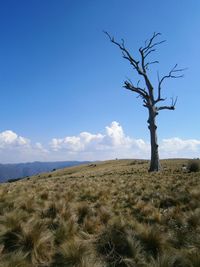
[148,107,160,171]
[105,31,184,172]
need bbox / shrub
[187,160,200,172]
[7,178,22,183]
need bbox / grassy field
[0,159,200,266]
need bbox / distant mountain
[0,161,90,183]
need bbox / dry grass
[0,159,200,266]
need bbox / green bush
[187,159,200,172]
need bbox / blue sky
[0,0,200,163]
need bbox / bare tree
[105,32,184,171]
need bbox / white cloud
[105,121,130,146]
[48,122,200,160]
[0,123,200,163]
[50,132,104,152]
[160,137,200,158]
[0,131,49,163]
[0,130,30,148]
[49,121,150,160]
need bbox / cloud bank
[0,130,48,163]
[0,122,199,163]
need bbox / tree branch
[104,31,182,112]
[139,32,166,58]
[145,61,159,70]
[104,31,155,100]
[123,80,149,100]
[138,32,165,76]
[104,31,141,72]
[155,64,185,103]
[157,97,178,111]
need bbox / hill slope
[0,161,90,183]
[0,159,200,266]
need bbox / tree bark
[148,108,161,172]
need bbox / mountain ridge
[0,161,90,183]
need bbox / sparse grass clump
[52,238,91,267]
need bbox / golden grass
[0,159,200,266]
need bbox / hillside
[0,159,200,266]
[0,161,90,183]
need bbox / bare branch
[144,49,156,59]
[145,61,159,70]
[157,97,178,111]
[155,64,185,103]
[143,99,151,108]
[104,31,140,71]
[159,64,185,83]
[138,32,165,75]
[123,80,149,100]
[140,32,166,57]
[104,31,156,98]
[104,31,183,113]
